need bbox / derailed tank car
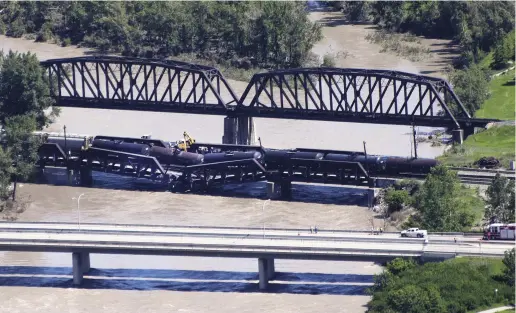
[91,139,151,156]
[149,146,204,166]
[203,151,263,164]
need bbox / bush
[394,179,421,195]
[321,53,337,67]
[384,188,411,213]
[35,23,53,43]
[502,248,515,287]
[61,38,72,47]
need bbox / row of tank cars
[35,132,440,178]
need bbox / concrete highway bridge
[0,222,511,290]
[41,56,502,145]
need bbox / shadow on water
[0,266,373,295]
[34,168,371,206]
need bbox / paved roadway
[0,222,512,261]
[0,222,488,243]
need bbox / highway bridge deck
[0,222,511,290]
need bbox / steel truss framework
[238,68,473,128]
[41,56,239,114]
[41,57,498,128]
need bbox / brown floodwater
[0,8,458,313]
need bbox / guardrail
[0,227,435,245]
[0,221,484,237]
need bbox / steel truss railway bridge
[41,56,500,145]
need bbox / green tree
[493,30,516,69]
[448,64,490,115]
[485,173,515,223]
[413,165,474,231]
[384,188,411,214]
[0,50,59,129]
[2,115,41,182]
[502,248,515,287]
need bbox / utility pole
[412,123,418,159]
[63,125,68,161]
[363,141,369,174]
[12,155,18,202]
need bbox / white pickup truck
[401,227,427,238]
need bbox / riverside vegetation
[367,249,516,313]
[382,166,514,232]
[0,51,59,218]
[0,1,323,81]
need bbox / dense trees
[368,1,515,67]
[0,1,321,69]
[448,64,490,115]
[485,173,515,224]
[405,165,475,232]
[493,30,516,69]
[368,257,515,313]
[0,51,54,202]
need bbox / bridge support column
[72,252,83,285]
[80,252,90,274]
[266,258,275,280]
[258,258,269,290]
[79,166,93,186]
[452,129,464,145]
[222,116,256,145]
[72,252,91,285]
[280,181,292,199]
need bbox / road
[0,222,511,261]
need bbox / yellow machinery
[176,131,195,151]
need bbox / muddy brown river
[0,8,458,313]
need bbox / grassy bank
[438,125,515,168]
[475,69,515,120]
[439,68,515,168]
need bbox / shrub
[61,38,72,47]
[394,179,421,195]
[322,53,337,67]
[384,188,411,213]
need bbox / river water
[0,9,457,313]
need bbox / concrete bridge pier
[258,258,276,290]
[79,166,93,186]
[280,181,292,199]
[72,252,91,285]
[222,116,256,145]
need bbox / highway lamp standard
[72,193,85,230]
[262,199,271,239]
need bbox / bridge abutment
[222,116,256,145]
[258,258,276,290]
[266,180,292,200]
[452,129,464,145]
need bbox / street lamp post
[262,199,271,239]
[72,193,85,230]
